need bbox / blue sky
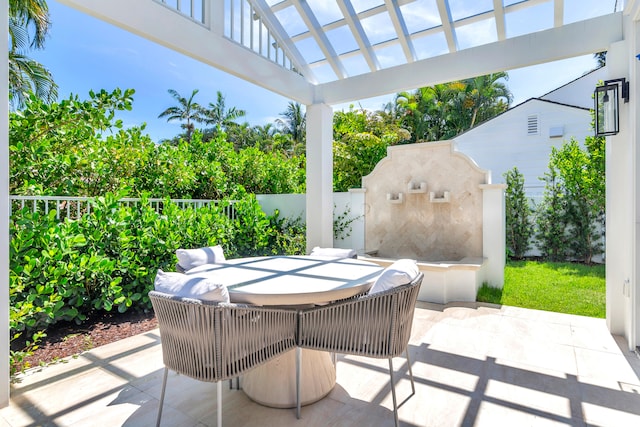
[30,0,605,143]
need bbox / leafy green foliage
[393,72,512,142]
[10,90,305,198]
[10,88,149,195]
[535,137,605,263]
[9,193,306,373]
[333,204,360,240]
[504,167,532,259]
[535,167,569,261]
[332,107,410,191]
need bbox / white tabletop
[184,255,384,305]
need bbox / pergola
[1,0,639,407]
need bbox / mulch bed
[12,310,158,373]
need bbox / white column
[633,13,640,352]
[306,103,334,252]
[480,184,506,287]
[1,0,10,407]
[605,36,635,345]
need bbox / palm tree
[276,102,306,154]
[225,121,254,151]
[9,0,58,108]
[396,84,453,142]
[463,72,512,129]
[9,0,50,49]
[251,123,277,151]
[200,91,246,131]
[158,88,204,142]
[395,73,512,142]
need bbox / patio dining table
[184,254,384,408]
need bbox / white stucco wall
[540,66,607,109]
[256,192,364,252]
[454,99,593,196]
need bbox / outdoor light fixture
[594,78,630,136]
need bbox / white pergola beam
[57,0,315,104]
[293,0,347,80]
[554,0,564,27]
[337,0,380,72]
[436,0,457,53]
[318,12,623,105]
[493,0,506,41]
[384,0,417,63]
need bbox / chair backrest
[149,291,297,382]
[298,272,424,358]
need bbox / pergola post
[305,103,334,252]
[1,0,10,407]
[605,21,637,348]
[480,184,506,288]
[633,14,640,352]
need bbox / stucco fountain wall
[359,141,505,303]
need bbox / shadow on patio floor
[2,302,640,426]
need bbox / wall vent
[549,126,564,138]
[527,115,539,135]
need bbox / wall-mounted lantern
[594,78,629,136]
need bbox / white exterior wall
[603,8,640,350]
[455,100,593,196]
[257,192,366,253]
[256,194,305,222]
[540,66,607,109]
[605,39,634,342]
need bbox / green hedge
[9,191,305,372]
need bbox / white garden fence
[9,192,365,251]
[9,195,239,221]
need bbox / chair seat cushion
[176,245,226,272]
[154,269,229,302]
[368,259,419,294]
[309,247,357,258]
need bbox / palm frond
[9,51,58,109]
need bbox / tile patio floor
[2,301,640,427]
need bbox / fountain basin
[360,252,487,304]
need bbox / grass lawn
[477,260,606,318]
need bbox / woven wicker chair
[296,272,424,426]
[149,290,298,427]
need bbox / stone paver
[2,302,640,427]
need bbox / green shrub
[504,167,532,259]
[9,192,306,373]
[535,137,605,263]
[535,167,569,261]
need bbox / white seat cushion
[176,245,226,272]
[368,259,419,294]
[154,269,229,303]
[309,247,357,259]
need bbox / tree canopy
[393,72,512,142]
[10,89,305,198]
[11,72,516,197]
